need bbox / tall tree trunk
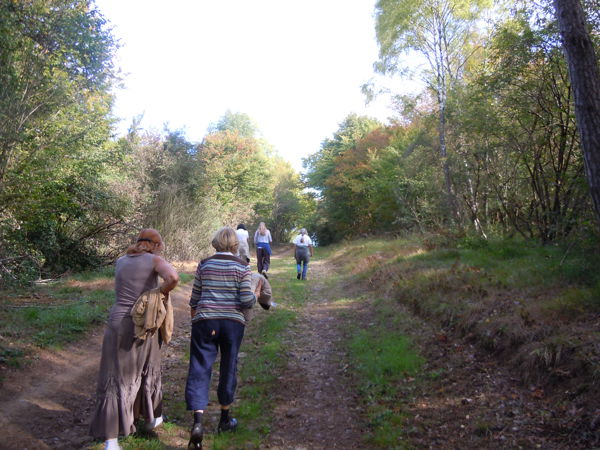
[554,0,600,225]
[439,101,461,225]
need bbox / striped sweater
[189,254,256,324]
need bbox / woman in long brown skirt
[89,229,179,450]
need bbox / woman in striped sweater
[185,227,257,449]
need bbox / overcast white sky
[95,0,414,171]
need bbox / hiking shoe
[188,422,203,449]
[297,273,301,280]
[218,417,238,433]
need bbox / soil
[1,249,597,449]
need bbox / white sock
[104,438,120,450]
[150,415,163,429]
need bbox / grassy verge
[0,267,115,371]
[312,234,600,447]
[329,234,600,387]
[322,241,424,448]
[347,306,423,448]
[0,268,193,371]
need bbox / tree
[303,114,382,242]
[0,0,120,279]
[263,157,312,243]
[553,0,600,226]
[208,110,260,139]
[197,130,271,222]
[374,0,493,223]
[0,0,115,187]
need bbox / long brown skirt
[89,315,163,440]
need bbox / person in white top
[293,228,313,280]
[235,224,250,263]
[253,222,272,277]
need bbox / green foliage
[450,5,591,241]
[208,110,260,138]
[304,114,384,243]
[263,157,314,243]
[198,129,271,218]
[0,0,123,280]
[303,111,444,243]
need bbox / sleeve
[239,266,256,310]
[189,263,203,308]
[268,230,272,243]
[253,230,259,243]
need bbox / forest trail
[260,250,364,449]
[0,246,591,449]
[0,249,366,450]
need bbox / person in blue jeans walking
[185,227,258,449]
[293,228,313,280]
[253,222,272,278]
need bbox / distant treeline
[0,1,312,285]
[1,0,599,285]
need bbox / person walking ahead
[253,221,272,278]
[235,224,250,263]
[90,229,179,450]
[293,228,313,280]
[185,227,256,449]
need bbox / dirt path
[0,250,367,449]
[0,283,193,450]
[3,246,588,449]
[262,253,364,449]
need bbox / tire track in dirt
[264,255,365,449]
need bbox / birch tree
[374,0,493,224]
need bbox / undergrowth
[333,234,600,387]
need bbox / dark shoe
[188,422,203,449]
[297,273,301,280]
[218,417,238,433]
[259,302,270,310]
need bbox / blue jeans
[296,262,308,279]
[185,319,245,410]
[295,247,310,279]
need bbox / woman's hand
[190,307,196,319]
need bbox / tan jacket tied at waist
[131,287,173,344]
[243,273,273,322]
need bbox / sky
[95,0,415,172]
